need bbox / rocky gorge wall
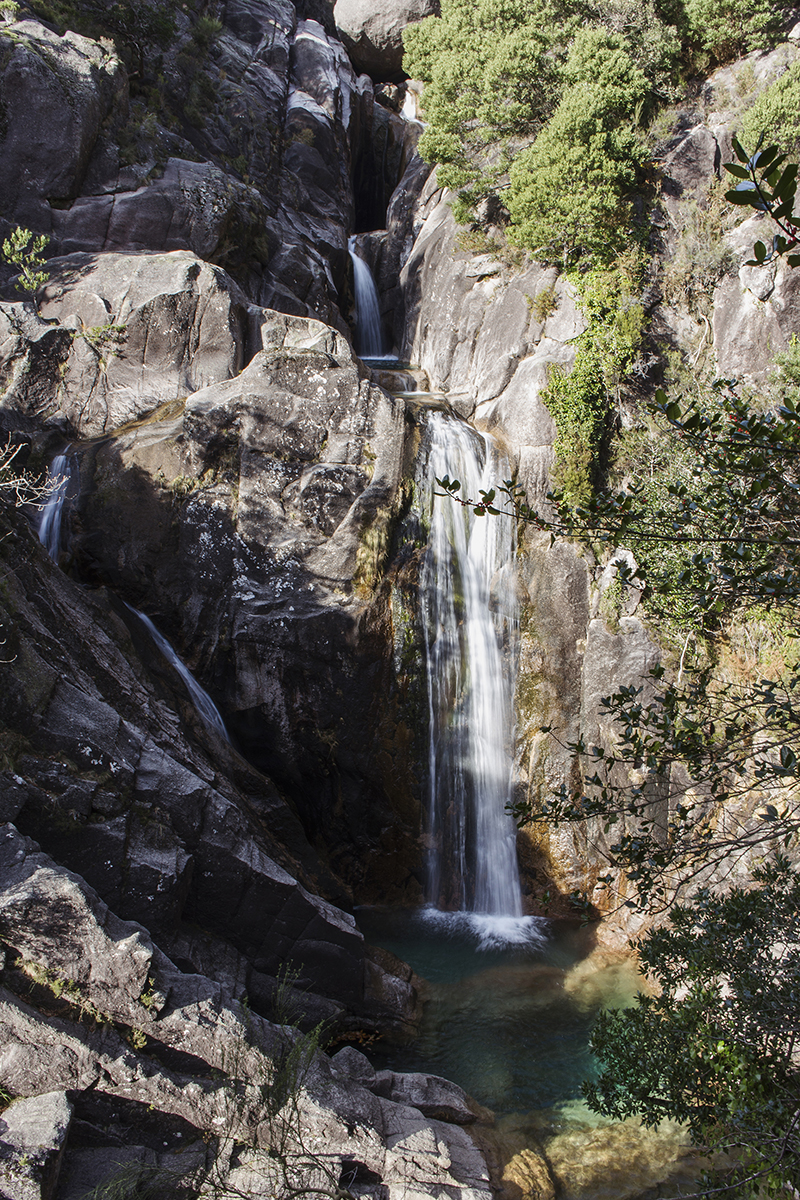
[1,0,798,1195]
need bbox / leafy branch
[723,136,800,266]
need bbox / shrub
[684,0,781,64]
[541,256,646,505]
[403,0,569,207]
[507,30,649,263]
[2,227,49,308]
[739,59,800,156]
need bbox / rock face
[334,0,439,79]
[1,0,792,1195]
[388,170,584,497]
[654,42,800,380]
[0,1091,73,1200]
[0,4,419,331]
[0,826,491,1200]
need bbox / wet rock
[0,1092,72,1200]
[502,1147,556,1200]
[546,1117,694,1200]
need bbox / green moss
[599,573,623,632]
[354,506,393,594]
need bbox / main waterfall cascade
[420,412,525,924]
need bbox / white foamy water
[418,906,549,951]
[420,411,522,920]
[348,235,385,357]
[38,449,78,561]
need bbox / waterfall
[348,236,385,357]
[420,411,523,925]
[38,449,78,561]
[125,604,231,744]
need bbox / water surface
[357,906,604,1116]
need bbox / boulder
[373,1070,477,1124]
[0,1092,73,1200]
[713,215,800,378]
[0,250,251,437]
[50,159,272,271]
[334,0,440,79]
[0,825,157,1023]
[0,823,490,1200]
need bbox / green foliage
[403,0,571,207]
[79,323,127,369]
[541,258,645,505]
[191,14,222,51]
[590,0,682,93]
[684,0,781,64]
[527,283,559,322]
[29,0,176,76]
[495,340,800,1191]
[0,0,19,22]
[723,138,800,264]
[2,226,49,306]
[506,30,649,263]
[659,179,737,310]
[543,349,608,508]
[588,857,800,1196]
[739,60,800,158]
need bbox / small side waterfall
[420,411,524,929]
[125,604,231,744]
[38,449,78,561]
[348,236,385,357]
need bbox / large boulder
[713,214,800,378]
[334,0,440,79]
[0,1091,72,1200]
[1,250,251,438]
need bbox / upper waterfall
[348,236,385,357]
[420,411,523,920]
[38,449,77,562]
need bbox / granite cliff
[0,0,795,1195]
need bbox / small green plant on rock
[2,227,50,309]
[0,1,20,22]
[79,323,128,370]
[527,284,559,322]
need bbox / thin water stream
[124,603,231,744]
[38,448,78,561]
